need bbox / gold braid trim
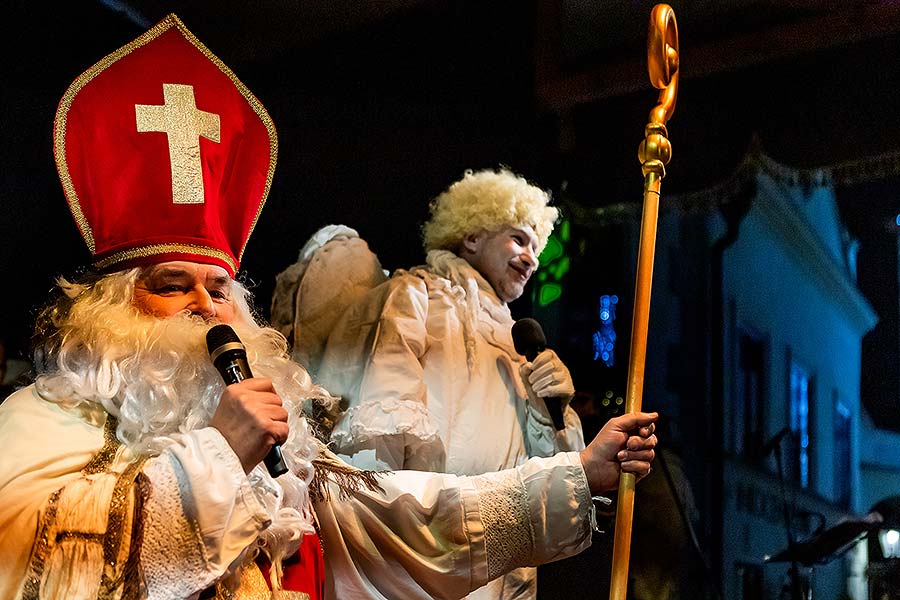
[93,243,237,274]
[309,445,385,503]
[121,472,151,600]
[83,415,120,475]
[98,457,149,599]
[21,489,62,600]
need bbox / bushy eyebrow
[140,267,232,287]
[143,267,191,280]
[206,274,232,287]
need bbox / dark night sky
[3,1,899,424]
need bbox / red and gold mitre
[54,14,276,276]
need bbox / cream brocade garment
[19,415,149,600]
[17,422,305,600]
[219,567,309,600]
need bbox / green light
[560,219,570,242]
[538,283,562,306]
[533,219,572,307]
[551,256,570,279]
[539,236,563,264]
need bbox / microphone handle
[263,445,289,478]
[545,398,566,431]
[525,349,566,431]
[221,357,289,477]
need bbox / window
[735,333,765,458]
[833,394,851,507]
[788,360,813,488]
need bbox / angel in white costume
[274,169,594,599]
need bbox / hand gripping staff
[608,5,679,600]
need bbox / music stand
[765,512,883,566]
[764,512,883,599]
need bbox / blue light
[593,294,618,367]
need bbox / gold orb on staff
[608,4,679,600]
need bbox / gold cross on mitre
[135,83,220,204]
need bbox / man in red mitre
[0,15,657,599]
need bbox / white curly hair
[422,168,558,255]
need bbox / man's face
[132,261,236,323]
[462,225,539,303]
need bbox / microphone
[511,318,566,431]
[206,324,289,477]
[761,426,792,456]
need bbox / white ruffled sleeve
[141,427,272,597]
[316,451,593,600]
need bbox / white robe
[0,385,593,600]
[320,251,585,598]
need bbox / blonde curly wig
[422,168,558,254]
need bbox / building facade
[540,147,900,598]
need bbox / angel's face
[461,225,539,303]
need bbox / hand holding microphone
[512,318,574,431]
[527,349,576,400]
[207,325,289,477]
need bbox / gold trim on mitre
[53,13,278,264]
[93,242,238,274]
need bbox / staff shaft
[607,5,677,598]
[608,172,661,600]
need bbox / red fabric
[55,15,275,276]
[258,532,326,600]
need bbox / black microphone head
[207,324,251,381]
[206,324,242,355]
[207,324,248,364]
[511,318,547,361]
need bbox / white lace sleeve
[141,427,271,597]
[471,451,593,579]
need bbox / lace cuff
[141,428,271,597]
[472,470,533,581]
[470,452,593,582]
[330,397,440,448]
